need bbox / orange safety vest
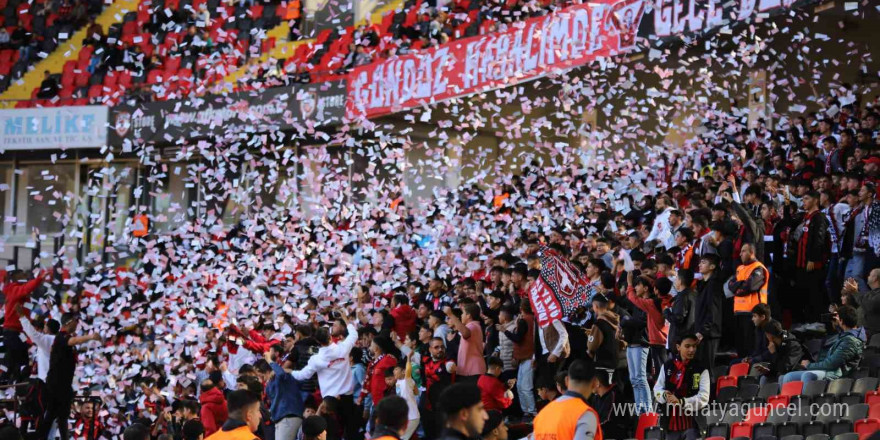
[205,426,258,440]
[533,394,604,440]
[733,261,769,314]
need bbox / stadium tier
[0,0,877,440]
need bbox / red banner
[527,246,594,327]
[346,0,647,119]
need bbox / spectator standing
[653,334,710,440]
[790,190,830,321]
[664,270,696,357]
[199,380,228,437]
[36,313,100,440]
[443,303,486,380]
[508,301,536,420]
[255,350,305,440]
[726,243,769,357]
[693,254,723,375]
[586,294,620,384]
[3,269,48,383]
[390,295,417,342]
[289,312,361,440]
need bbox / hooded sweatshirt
[390,304,417,342]
[199,387,228,436]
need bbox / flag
[527,246,594,328]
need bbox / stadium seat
[770,395,792,408]
[804,381,829,397]
[723,405,746,424]
[781,436,805,440]
[730,362,751,377]
[827,420,854,437]
[760,383,781,399]
[778,423,802,438]
[783,381,805,397]
[740,376,761,388]
[635,413,659,440]
[868,333,880,351]
[753,422,778,438]
[866,391,880,407]
[746,405,770,424]
[840,393,865,406]
[814,394,839,408]
[828,379,854,396]
[805,436,830,440]
[719,386,738,403]
[755,436,778,440]
[870,404,880,419]
[644,426,662,439]
[718,375,739,393]
[707,423,730,438]
[853,418,879,439]
[846,404,869,422]
[792,395,813,408]
[706,407,726,425]
[852,378,878,395]
[802,421,827,436]
[740,384,761,400]
[832,434,858,440]
[705,437,726,440]
[731,421,754,438]
[713,365,729,379]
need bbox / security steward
[726,243,769,358]
[206,390,262,440]
[532,359,603,440]
[371,396,410,440]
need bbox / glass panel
[17,164,76,236]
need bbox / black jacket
[767,331,805,377]
[663,289,695,349]
[615,290,650,346]
[694,275,723,340]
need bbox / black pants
[37,397,72,440]
[698,338,719,378]
[3,329,28,384]
[336,394,362,440]
[795,268,827,323]
[648,345,667,382]
[735,314,755,358]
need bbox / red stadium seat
[768,394,790,408]
[730,421,753,438]
[164,56,181,75]
[74,71,89,88]
[87,84,103,98]
[59,87,73,99]
[635,412,659,440]
[870,402,880,419]
[744,405,768,424]
[782,381,804,397]
[854,418,879,439]
[118,70,132,89]
[730,362,751,378]
[717,375,738,394]
[104,71,118,88]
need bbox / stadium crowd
[0,79,878,440]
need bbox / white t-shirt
[396,378,420,420]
